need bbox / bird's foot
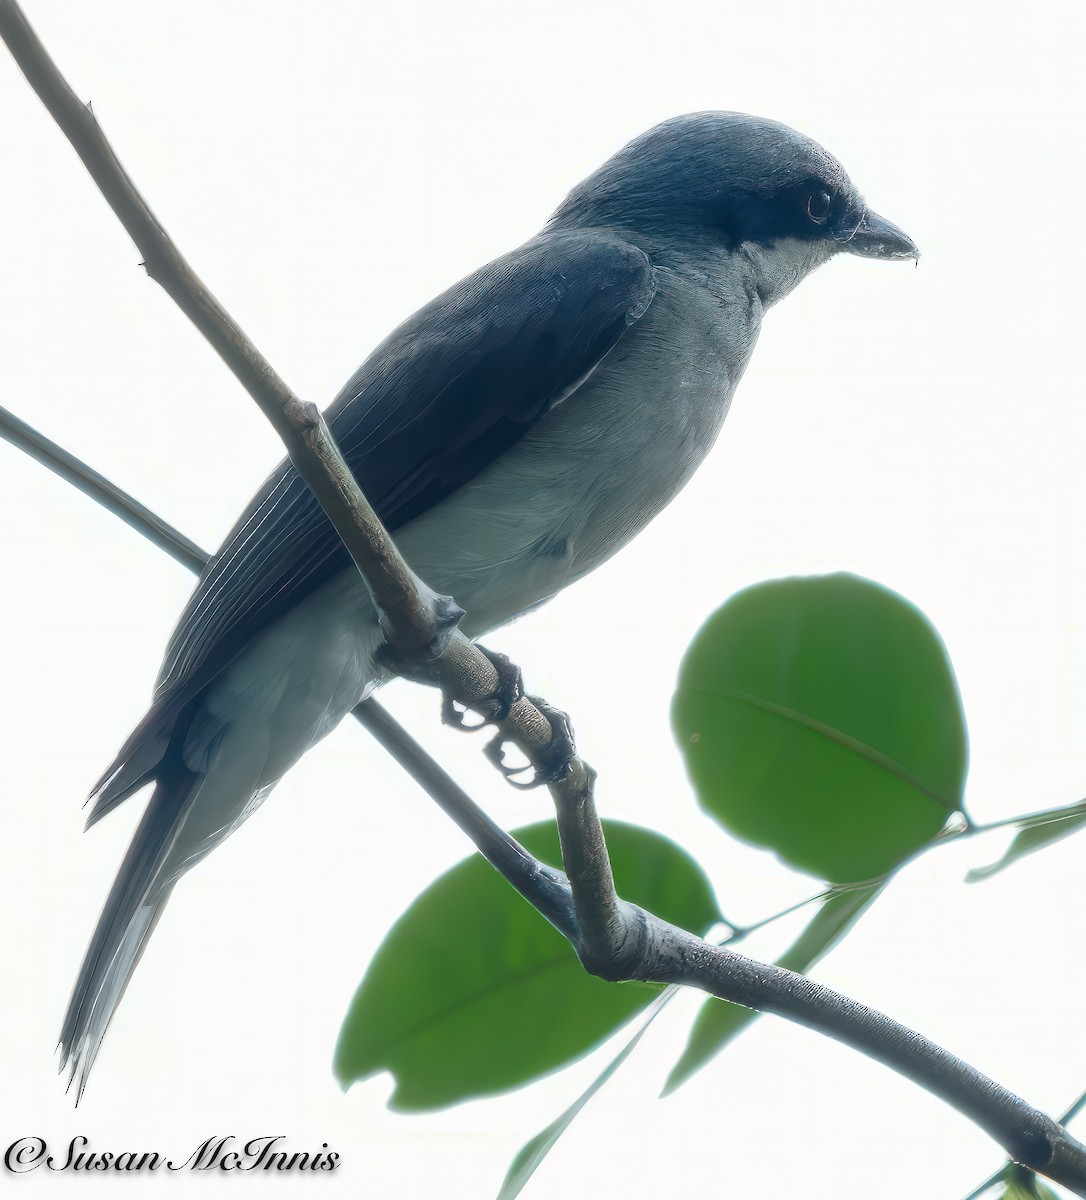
[442,647,524,731]
[372,642,443,687]
[376,641,524,730]
[484,696,576,790]
[377,587,465,664]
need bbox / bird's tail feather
[58,768,197,1103]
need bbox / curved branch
[3,3,1084,1191]
[549,761,1086,1190]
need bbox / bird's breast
[398,265,760,635]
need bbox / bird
[59,111,917,1098]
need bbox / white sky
[2,1,1085,1197]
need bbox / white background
[2,2,1085,1197]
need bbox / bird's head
[550,112,917,306]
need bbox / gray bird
[59,111,917,1097]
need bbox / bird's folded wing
[88,228,656,819]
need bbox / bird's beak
[837,209,919,262]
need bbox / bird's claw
[376,590,465,665]
[442,648,524,730]
[417,592,467,660]
[484,696,576,790]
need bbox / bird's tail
[58,768,198,1103]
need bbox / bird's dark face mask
[734,174,918,263]
[725,178,918,308]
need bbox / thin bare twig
[4,2,1086,1191]
[0,402,206,572]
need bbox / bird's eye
[806,189,833,225]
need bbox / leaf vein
[684,686,957,812]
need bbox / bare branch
[0,0,452,656]
[0,0,564,776]
[5,3,1085,1190]
[0,403,206,573]
[546,779,1086,1193]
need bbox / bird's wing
[88,229,656,819]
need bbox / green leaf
[662,882,883,1094]
[496,988,678,1200]
[672,574,967,882]
[334,821,720,1110]
[998,1166,1061,1199]
[967,800,1086,882]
